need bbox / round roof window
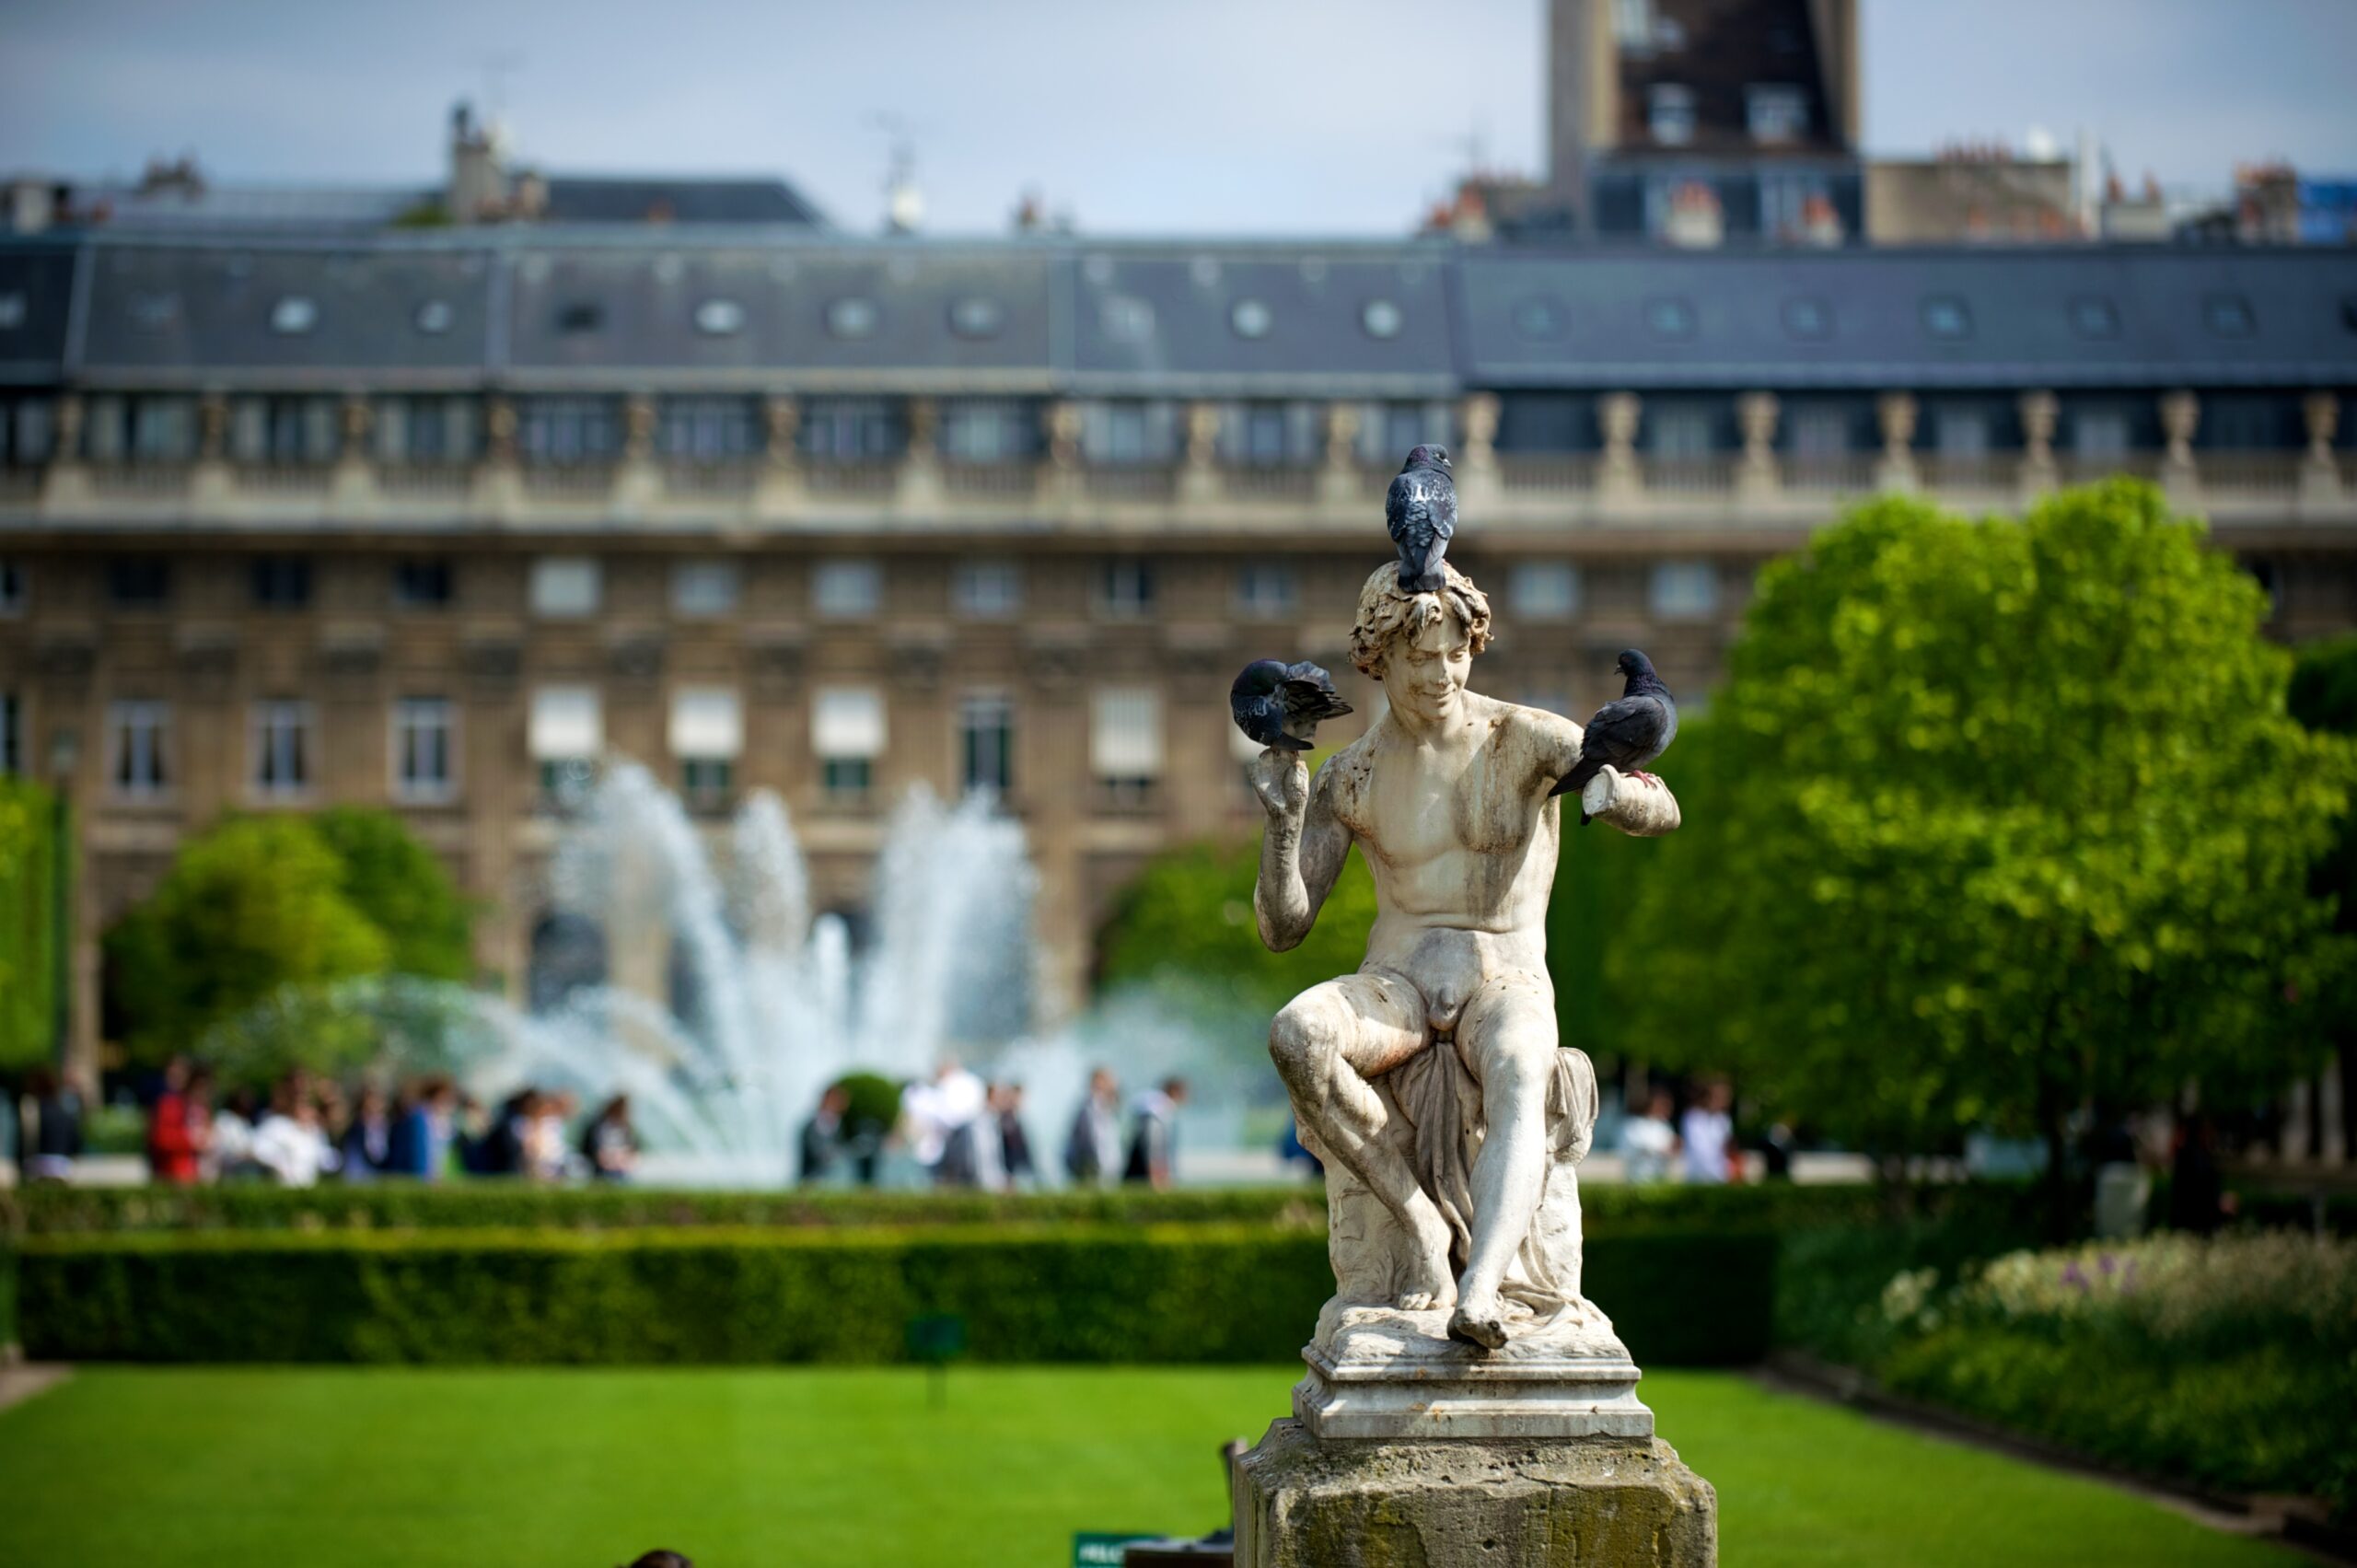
[414,299,455,335]
[1101,296,1155,342]
[694,298,747,336]
[1510,296,1566,341]
[1230,298,1272,340]
[270,296,318,335]
[947,296,1005,339]
[1190,256,1222,287]
[826,297,879,339]
[1362,299,1403,340]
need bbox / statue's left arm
[1249,749,1351,953]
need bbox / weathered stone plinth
[1297,1304,1651,1441]
[1233,1420,1717,1568]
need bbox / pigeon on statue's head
[1551,649,1678,824]
[1230,659,1353,752]
[1386,445,1457,594]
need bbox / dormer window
[1644,297,1696,340]
[270,296,317,335]
[1100,296,1155,343]
[1782,298,1831,340]
[825,297,878,340]
[947,296,1005,339]
[2203,294,2255,338]
[1746,85,1809,145]
[693,298,746,336]
[1229,299,1272,340]
[2069,298,2119,340]
[1649,85,1697,146]
[414,300,454,335]
[1922,296,1973,341]
[556,301,604,334]
[1361,299,1403,340]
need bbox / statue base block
[1296,1305,1651,1441]
[1234,1420,1717,1568]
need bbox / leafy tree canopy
[312,807,475,982]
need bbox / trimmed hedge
[12,1225,1775,1368]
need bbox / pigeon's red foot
[1628,769,1659,786]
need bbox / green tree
[1614,482,2354,1221]
[312,807,475,981]
[0,776,63,1074]
[104,818,389,1067]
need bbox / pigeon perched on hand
[1386,445,1457,593]
[1551,649,1678,824]
[1230,659,1353,751]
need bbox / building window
[529,686,602,810]
[2203,295,2256,338]
[959,693,1015,796]
[1936,407,1991,459]
[941,400,1035,462]
[815,688,884,804]
[109,700,170,798]
[1092,687,1163,808]
[1230,299,1273,340]
[947,296,1005,340]
[824,297,878,340]
[270,296,318,335]
[2073,409,2131,459]
[1237,561,1298,619]
[1921,296,1973,341]
[1650,562,1720,621]
[0,692,19,776]
[1746,85,1809,145]
[1509,562,1581,621]
[131,399,196,462]
[376,399,479,463]
[519,398,621,465]
[530,556,602,619]
[250,555,313,610]
[814,559,882,620]
[801,398,900,459]
[672,560,741,618]
[1648,86,1696,146]
[1643,298,1696,340]
[393,558,455,609]
[0,559,23,617]
[1649,406,1716,458]
[1614,0,1652,47]
[108,556,170,607]
[4,400,54,467]
[953,559,1024,620]
[250,700,314,800]
[692,298,746,337]
[1361,299,1403,340]
[229,397,338,464]
[669,687,743,813]
[1083,401,1178,464]
[392,698,457,804]
[1227,401,1312,466]
[1098,558,1156,619]
[1788,408,1852,459]
[657,398,761,460]
[1782,298,1832,341]
[2069,298,2120,340]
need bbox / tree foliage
[1612,482,2355,1163]
[0,776,63,1074]
[312,807,475,982]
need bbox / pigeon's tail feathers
[1577,808,1594,827]
[1267,732,1314,752]
[1549,754,1605,800]
[1399,560,1448,594]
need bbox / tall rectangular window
[392,698,457,804]
[1936,407,1991,459]
[1236,562,1298,620]
[669,687,743,812]
[0,691,19,776]
[1649,562,1721,621]
[2074,409,2131,459]
[530,556,602,618]
[814,560,881,620]
[530,686,602,809]
[959,693,1014,796]
[1509,562,1581,621]
[1649,407,1716,459]
[131,398,196,462]
[800,399,900,459]
[1746,85,1809,145]
[376,398,480,464]
[392,558,455,609]
[250,555,313,610]
[941,400,1033,462]
[1648,85,1696,146]
[109,700,170,798]
[108,556,170,607]
[814,688,885,804]
[656,398,761,460]
[0,558,24,617]
[1788,409,1852,459]
[1098,558,1156,619]
[1091,687,1163,809]
[250,700,314,800]
[519,398,621,465]
[953,559,1023,620]
[672,560,741,618]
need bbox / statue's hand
[1248,748,1309,821]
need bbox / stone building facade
[2,233,2354,1080]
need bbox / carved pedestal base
[1233,1421,1717,1568]
[1297,1304,1651,1441]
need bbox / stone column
[756,394,805,517]
[331,393,377,515]
[2301,391,2343,506]
[1040,398,1084,512]
[613,392,660,514]
[1875,392,1920,493]
[191,391,233,509]
[2158,389,2200,503]
[1735,391,1780,504]
[2016,389,2058,499]
[897,395,944,516]
[40,393,89,510]
[473,394,522,516]
[1178,400,1223,507]
[1456,392,1502,510]
[1318,401,1363,508]
[1597,391,1642,506]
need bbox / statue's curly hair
[1348,561,1492,677]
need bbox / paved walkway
[0,1364,71,1414]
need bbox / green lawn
[0,1366,2298,1567]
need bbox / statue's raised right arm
[1248,748,1350,952]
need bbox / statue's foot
[1446,1295,1510,1351]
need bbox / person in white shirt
[1619,1087,1681,1184]
[250,1093,338,1188]
[1679,1080,1735,1185]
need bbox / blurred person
[580,1094,638,1181]
[207,1086,262,1179]
[1680,1080,1733,1186]
[17,1067,86,1183]
[339,1085,397,1180]
[522,1091,573,1181]
[145,1056,207,1185]
[1062,1067,1122,1187]
[799,1083,849,1184]
[1277,1115,1323,1177]
[250,1084,337,1188]
[1123,1076,1189,1190]
[2168,1110,2237,1236]
[1620,1087,1680,1185]
[479,1089,533,1176]
[994,1082,1035,1190]
[621,1553,693,1568]
[905,1060,987,1187]
[391,1077,459,1179]
[1758,1120,1796,1181]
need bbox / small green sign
[1072,1531,1160,1566]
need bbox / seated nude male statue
[1251,562,1585,1350]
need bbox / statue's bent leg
[1448,974,1558,1348]
[1270,972,1455,1309]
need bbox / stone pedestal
[1234,1420,1716,1568]
[1296,1305,1651,1442]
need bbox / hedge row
[4,1177,2026,1237]
[7,1225,1776,1367]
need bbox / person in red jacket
[146,1057,208,1185]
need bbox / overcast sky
[3,0,2353,236]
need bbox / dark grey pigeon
[1386,445,1456,593]
[1551,649,1678,824]
[1230,659,1354,751]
